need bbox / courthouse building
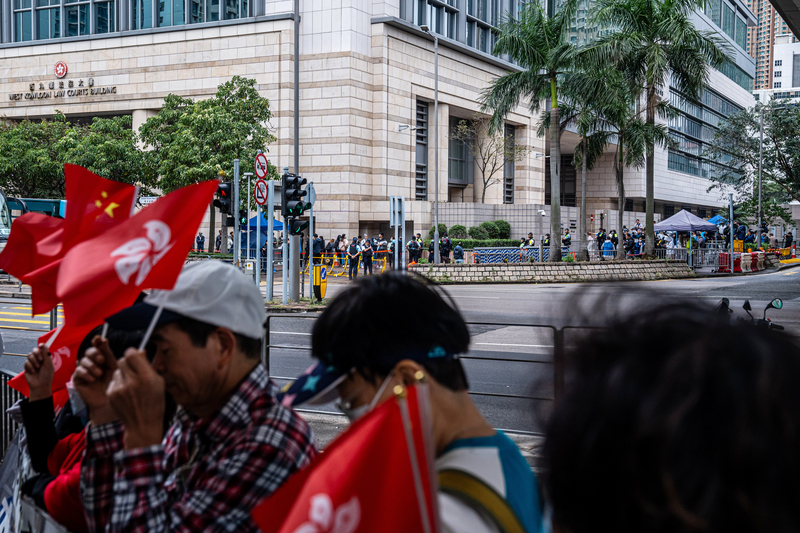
[0,0,755,238]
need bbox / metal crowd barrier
[1,371,22,458]
[472,247,571,264]
[262,314,580,436]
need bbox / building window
[793,54,800,88]
[775,71,782,77]
[65,0,90,36]
[448,117,471,188]
[503,124,514,204]
[735,16,746,49]
[776,59,783,66]
[624,198,633,212]
[664,204,675,217]
[722,2,735,40]
[95,0,115,33]
[132,0,152,28]
[14,0,33,41]
[774,82,781,88]
[415,100,429,202]
[36,0,60,40]
[698,208,707,218]
[545,156,577,207]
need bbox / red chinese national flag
[0,165,137,315]
[7,323,97,398]
[61,164,138,251]
[57,180,218,328]
[252,386,438,533]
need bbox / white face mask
[337,371,394,422]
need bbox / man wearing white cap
[74,261,316,533]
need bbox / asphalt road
[2,266,799,435]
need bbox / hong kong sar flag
[252,385,439,533]
[56,180,218,328]
[7,323,97,399]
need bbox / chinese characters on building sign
[8,62,117,101]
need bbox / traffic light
[213,182,232,214]
[282,173,311,218]
[238,209,248,228]
[289,218,309,236]
[731,204,743,222]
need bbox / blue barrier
[472,247,571,264]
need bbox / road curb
[0,291,32,299]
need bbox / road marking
[453,296,501,299]
[11,307,63,313]
[474,343,553,348]
[272,331,311,336]
[0,312,63,318]
[0,317,60,325]
[782,271,797,276]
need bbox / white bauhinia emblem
[111,220,175,286]
[292,494,360,533]
[50,346,70,372]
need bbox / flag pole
[44,322,65,349]
[138,305,164,352]
[396,386,434,533]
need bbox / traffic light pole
[266,180,275,302]
[255,202,261,286]
[290,235,300,302]
[246,172,251,262]
[233,159,240,267]
[729,193,734,271]
[282,215,288,305]
[308,191,313,299]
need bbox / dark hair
[311,272,470,391]
[77,325,148,361]
[543,301,800,533]
[173,317,260,360]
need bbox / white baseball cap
[106,261,265,339]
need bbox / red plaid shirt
[80,365,317,532]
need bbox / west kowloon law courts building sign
[8,61,117,101]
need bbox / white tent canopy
[653,209,719,232]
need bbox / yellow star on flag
[93,191,119,218]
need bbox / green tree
[56,115,155,193]
[481,0,577,262]
[0,114,70,198]
[494,219,511,238]
[0,113,151,199]
[705,102,800,219]
[577,68,672,256]
[588,0,730,254]
[139,76,277,240]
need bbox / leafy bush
[494,219,511,239]
[468,226,490,240]
[449,224,468,239]
[428,223,448,240]
[423,238,520,249]
[480,221,500,239]
[562,254,575,263]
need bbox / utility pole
[233,159,240,267]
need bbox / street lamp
[757,105,785,250]
[420,24,439,264]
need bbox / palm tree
[575,68,672,257]
[588,0,730,255]
[481,0,577,262]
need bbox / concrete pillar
[132,109,157,136]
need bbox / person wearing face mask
[278,272,544,533]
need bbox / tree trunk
[645,84,656,255]
[549,108,561,263]
[209,201,216,254]
[616,142,625,260]
[579,137,588,261]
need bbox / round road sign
[255,153,269,179]
[254,179,268,205]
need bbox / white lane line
[474,343,553,348]
[272,331,312,336]
[453,296,502,299]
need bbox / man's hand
[107,348,165,450]
[73,336,119,425]
[24,344,54,402]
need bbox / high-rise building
[753,33,800,101]
[746,0,797,90]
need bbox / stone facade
[0,0,754,242]
[413,260,696,284]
